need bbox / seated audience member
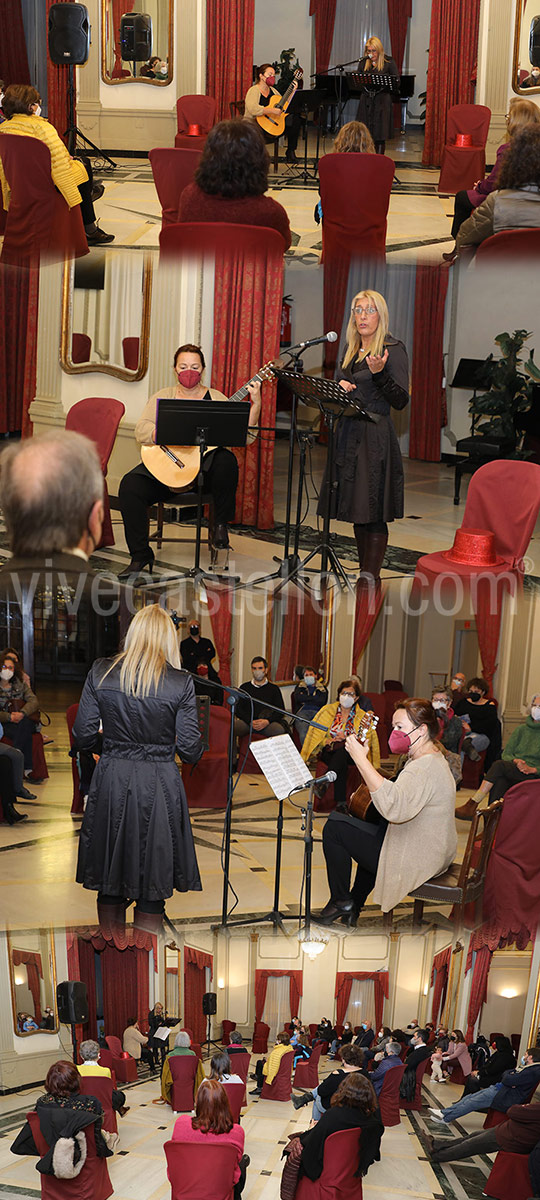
[208,1051,243,1084]
[362,1025,393,1063]
[456,692,540,820]
[301,677,381,813]
[460,1035,515,1096]
[354,1019,376,1050]
[227,1031,245,1054]
[456,124,540,251]
[429,1099,540,1164]
[0,746,28,823]
[316,1018,335,1042]
[234,656,289,743]
[250,1031,292,1095]
[19,1012,39,1031]
[123,1017,156,1072]
[0,650,40,781]
[10,1060,112,1165]
[399,1029,432,1100]
[172,1078,249,1199]
[293,1043,368,1118]
[177,119,291,249]
[0,84,113,245]
[429,1047,540,1124]
[453,677,501,764]
[244,62,300,164]
[78,1038,129,1116]
[432,688,462,753]
[293,1034,312,1070]
[292,666,329,746]
[294,1073,383,1182]
[328,1020,354,1059]
[440,1030,472,1079]
[369,1040,403,1095]
[318,699,456,925]
[161,1030,205,1103]
[180,620,222,702]
[314,121,375,223]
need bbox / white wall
[254,0,313,79]
[480,951,531,1041]
[404,0,431,124]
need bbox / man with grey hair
[369,1040,403,1096]
[456,692,540,819]
[78,1037,129,1116]
[160,1028,205,1104]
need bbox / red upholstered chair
[484,1150,532,1200]
[66,703,83,815]
[0,133,88,265]
[222,1019,236,1045]
[27,1109,113,1200]
[65,396,125,549]
[78,1073,118,1134]
[252,1021,270,1052]
[149,146,201,228]
[164,1138,238,1200]
[97,1048,116,1081]
[228,1049,250,1104]
[378,1061,405,1127]
[483,1107,509,1129]
[309,1024,319,1040]
[261,1048,294,1100]
[318,152,394,262]
[237,730,268,774]
[169,1053,200,1111]
[400,1058,426,1111]
[1,729,49,781]
[460,746,487,790]
[122,336,140,370]
[181,1027,195,1040]
[438,104,492,194]
[190,1042,203,1062]
[481,780,540,932]
[475,228,540,260]
[293,1041,323,1089]
[222,1081,244,1122]
[446,1060,466,1086]
[72,333,92,363]
[104,1035,138,1083]
[159,221,286,261]
[295,1128,362,1200]
[183,706,230,807]
[174,95,217,150]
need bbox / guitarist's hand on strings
[346,733,384,792]
[246,380,262,424]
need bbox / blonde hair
[102,604,182,698]
[334,121,375,155]
[365,37,386,72]
[507,97,540,140]
[342,290,389,368]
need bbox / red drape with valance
[13,949,43,1024]
[352,582,386,672]
[46,0,75,140]
[276,593,323,682]
[422,0,482,167]
[0,264,39,437]
[207,584,234,685]
[334,971,389,1029]
[66,928,154,1040]
[206,0,255,123]
[184,947,213,1044]
[309,0,337,74]
[0,0,31,85]
[430,946,451,1024]
[409,263,450,461]
[254,970,303,1023]
[465,937,492,1041]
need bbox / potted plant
[469,329,540,456]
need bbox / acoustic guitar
[256,69,303,138]
[140,363,276,490]
[346,711,381,821]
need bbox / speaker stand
[201,1012,222,1058]
[69,1021,78,1064]
[65,64,116,169]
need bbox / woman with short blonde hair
[356,37,399,153]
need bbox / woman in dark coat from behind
[73,603,203,932]
[298,1072,383,1181]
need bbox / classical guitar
[346,711,381,821]
[256,69,303,138]
[140,363,276,490]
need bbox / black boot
[362,530,388,583]
[3,803,28,825]
[353,524,366,570]
[292,1092,311,1109]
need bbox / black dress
[73,659,203,901]
[356,55,399,144]
[325,338,409,525]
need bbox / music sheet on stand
[249,735,313,801]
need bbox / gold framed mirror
[266,586,334,687]
[61,252,152,380]
[513,2,540,94]
[101,0,174,85]
[164,943,181,1018]
[7,929,58,1037]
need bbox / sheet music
[250,735,314,801]
[153,1026,172,1042]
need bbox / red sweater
[178,183,291,249]
[171,1114,245,1182]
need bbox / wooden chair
[149,494,215,555]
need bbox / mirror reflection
[514,2,540,93]
[266,587,331,686]
[164,944,180,1018]
[8,929,58,1037]
[61,253,152,380]
[101,0,173,85]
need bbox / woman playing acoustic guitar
[244,62,300,163]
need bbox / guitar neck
[229,372,264,403]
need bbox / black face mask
[190,626,199,636]
[468,691,482,702]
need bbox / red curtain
[77,938,98,1039]
[309,0,337,74]
[211,248,283,529]
[276,594,324,681]
[422,0,482,167]
[409,263,450,461]
[472,577,509,695]
[254,970,303,1023]
[352,582,386,672]
[206,584,234,685]
[206,0,255,122]
[184,948,213,1044]
[46,0,75,140]
[465,942,492,1041]
[387,0,412,73]
[102,944,138,1039]
[13,949,43,1023]
[66,928,154,1041]
[335,971,389,1029]
[430,946,451,1023]
[0,263,40,437]
[0,0,31,84]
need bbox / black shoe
[118,552,154,580]
[18,787,37,800]
[86,223,115,245]
[119,1106,130,1117]
[249,1087,262,1096]
[25,774,43,784]
[91,183,105,202]
[4,805,28,825]
[462,736,481,762]
[213,523,230,550]
[292,1093,310,1109]
[317,898,356,926]
[285,149,297,163]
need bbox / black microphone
[297,331,338,350]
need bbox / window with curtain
[329,0,392,125]
[344,979,376,1028]
[262,975,291,1044]
[167,970,179,1017]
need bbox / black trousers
[432,1128,499,1162]
[322,812,387,906]
[118,452,239,559]
[74,154,96,226]
[320,744,354,806]
[0,754,17,810]
[451,190,474,239]
[485,759,533,803]
[2,715,34,771]
[112,1087,126,1111]
[529,1141,540,1196]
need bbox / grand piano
[316,71,415,134]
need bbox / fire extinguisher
[281,294,292,347]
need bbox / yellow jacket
[0,114,88,211]
[263,1041,293,1084]
[301,701,380,768]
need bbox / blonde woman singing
[356,36,399,154]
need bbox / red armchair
[252,1021,270,1053]
[293,1041,323,1089]
[475,228,540,261]
[438,104,492,194]
[295,1128,363,1200]
[484,1150,532,1200]
[229,1050,250,1104]
[399,1059,426,1111]
[261,1048,294,1100]
[165,1138,238,1200]
[27,1109,113,1200]
[104,1035,138,1083]
[78,1073,118,1134]
[378,1061,405,1127]
[65,396,125,549]
[72,333,92,363]
[159,220,286,261]
[314,756,360,812]
[0,133,88,264]
[122,336,140,370]
[184,706,230,807]
[318,152,394,262]
[149,146,201,228]
[1,729,48,782]
[222,1081,244,1122]
[169,1054,200,1112]
[174,95,217,150]
[222,1019,236,1045]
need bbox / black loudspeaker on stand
[57,980,89,1064]
[202,992,221,1057]
[48,2,116,166]
[120,12,153,73]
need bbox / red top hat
[455,133,473,147]
[187,123,202,136]
[441,527,505,567]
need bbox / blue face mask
[521,1055,528,1066]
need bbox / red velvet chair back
[169,1053,199,1111]
[318,152,394,261]
[462,460,540,566]
[314,755,360,812]
[309,1024,319,1039]
[27,1110,113,1200]
[221,1019,236,1045]
[378,1060,405,1127]
[72,333,92,363]
[66,702,83,814]
[78,1073,118,1133]
[164,1137,237,1200]
[149,146,202,227]
[65,396,125,549]
[484,1150,532,1200]
[476,228,540,260]
[446,105,491,146]
[481,780,540,938]
[293,1040,323,1089]
[104,1035,138,1083]
[228,1050,250,1103]
[252,1021,270,1053]
[184,705,231,807]
[0,133,88,264]
[438,105,491,194]
[122,336,140,370]
[160,221,286,261]
[261,1048,294,1100]
[175,95,217,151]
[181,1027,195,1040]
[222,1080,244,1122]
[295,1128,362,1200]
[105,1034,123,1056]
[483,1107,508,1129]
[400,1058,426,1111]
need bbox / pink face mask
[177,367,201,389]
[388,727,421,755]
[264,74,276,87]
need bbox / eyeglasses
[353,305,377,316]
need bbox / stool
[149,494,215,553]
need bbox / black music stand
[280,88,326,185]
[152,399,249,580]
